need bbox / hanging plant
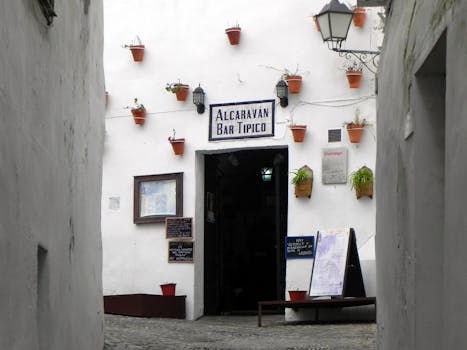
[349,166,373,199]
[283,66,303,94]
[344,59,363,88]
[166,81,190,101]
[343,108,367,143]
[225,24,241,45]
[290,165,313,198]
[352,7,366,27]
[289,125,307,142]
[168,129,185,155]
[124,98,146,125]
[122,36,145,62]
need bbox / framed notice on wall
[166,217,192,239]
[168,241,194,263]
[285,236,315,259]
[322,147,348,184]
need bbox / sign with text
[286,236,315,259]
[209,100,275,141]
[168,241,194,263]
[322,147,348,184]
[166,217,192,239]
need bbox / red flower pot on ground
[288,290,307,301]
[160,283,176,296]
[225,26,241,45]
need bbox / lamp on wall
[193,85,205,114]
[275,79,288,108]
[316,0,380,73]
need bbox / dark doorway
[204,148,288,314]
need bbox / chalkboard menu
[166,217,192,239]
[286,236,315,259]
[168,241,194,263]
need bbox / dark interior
[204,148,288,315]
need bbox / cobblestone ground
[104,314,376,350]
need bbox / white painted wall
[0,1,104,349]
[102,0,382,320]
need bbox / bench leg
[258,304,262,327]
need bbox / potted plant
[122,36,145,62]
[160,283,176,296]
[168,129,185,155]
[344,59,363,88]
[350,165,373,199]
[352,7,366,27]
[288,289,308,301]
[343,108,367,143]
[283,67,303,94]
[166,81,190,101]
[289,124,307,142]
[225,24,241,45]
[291,165,313,198]
[125,98,146,125]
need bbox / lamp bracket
[332,48,380,74]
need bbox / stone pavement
[104,314,376,350]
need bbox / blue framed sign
[209,99,275,141]
[285,236,315,259]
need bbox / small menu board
[286,236,315,259]
[168,241,194,263]
[166,217,192,239]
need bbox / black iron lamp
[193,85,205,114]
[316,0,380,74]
[275,79,288,108]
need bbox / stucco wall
[376,0,467,349]
[0,1,104,350]
[102,0,382,321]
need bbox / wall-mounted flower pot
[129,45,145,62]
[160,283,176,296]
[292,165,313,198]
[131,108,146,125]
[225,26,241,45]
[346,70,363,88]
[288,290,307,301]
[356,181,373,199]
[313,15,320,32]
[285,75,302,94]
[169,138,185,155]
[289,125,307,142]
[352,8,366,27]
[346,124,364,143]
[175,84,189,101]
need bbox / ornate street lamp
[316,0,380,73]
[193,85,205,114]
[275,79,288,108]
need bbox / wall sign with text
[209,99,275,141]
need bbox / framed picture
[133,173,183,224]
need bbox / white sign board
[209,100,275,141]
[322,147,348,184]
[309,229,350,297]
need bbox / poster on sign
[209,99,275,141]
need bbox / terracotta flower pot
[288,290,307,301]
[160,283,176,296]
[346,124,364,143]
[346,70,363,88]
[225,27,241,45]
[175,85,189,101]
[352,8,366,27]
[356,181,373,199]
[131,108,146,125]
[285,75,302,94]
[129,45,145,62]
[313,16,320,32]
[289,125,307,142]
[294,178,312,198]
[169,139,185,155]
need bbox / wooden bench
[257,296,376,327]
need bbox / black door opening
[204,148,288,315]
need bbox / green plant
[165,81,185,93]
[124,98,145,111]
[290,168,310,185]
[343,59,363,72]
[343,108,367,127]
[349,166,373,191]
[122,36,143,48]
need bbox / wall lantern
[316,0,380,73]
[193,85,205,114]
[275,79,288,108]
